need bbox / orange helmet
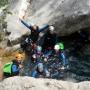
[15,53,23,61]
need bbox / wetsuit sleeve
[38,25,49,33]
[20,20,33,30]
[12,65,19,72]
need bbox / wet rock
[81,44,90,55]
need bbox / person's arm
[20,20,33,30]
[38,25,49,33]
[12,65,19,72]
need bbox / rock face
[5,0,90,41]
[0,76,90,90]
[26,0,90,36]
[6,0,30,42]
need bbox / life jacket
[3,60,19,75]
[3,62,13,74]
[11,60,19,74]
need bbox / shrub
[0,0,8,8]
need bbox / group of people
[3,17,69,79]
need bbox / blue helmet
[37,46,42,52]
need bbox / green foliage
[0,0,12,42]
[0,32,5,42]
[0,7,10,42]
[0,0,8,8]
[0,9,8,31]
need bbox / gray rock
[5,0,30,42]
[28,0,90,36]
[5,0,90,42]
[0,76,90,90]
[5,44,20,52]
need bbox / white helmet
[32,54,36,59]
[37,46,42,52]
[54,44,60,51]
[49,25,55,32]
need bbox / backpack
[3,62,13,74]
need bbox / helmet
[15,53,23,61]
[44,58,48,62]
[49,25,55,32]
[59,42,64,50]
[37,46,42,52]
[54,44,60,51]
[32,25,38,30]
[37,63,44,72]
[32,54,36,59]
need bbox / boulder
[0,76,90,90]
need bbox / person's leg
[37,34,45,46]
[3,72,11,78]
[31,71,37,77]
[60,52,68,66]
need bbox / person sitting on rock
[3,53,24,78]
[31,45,43,63]
[31,62,50,78]
[54,42,68,69]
